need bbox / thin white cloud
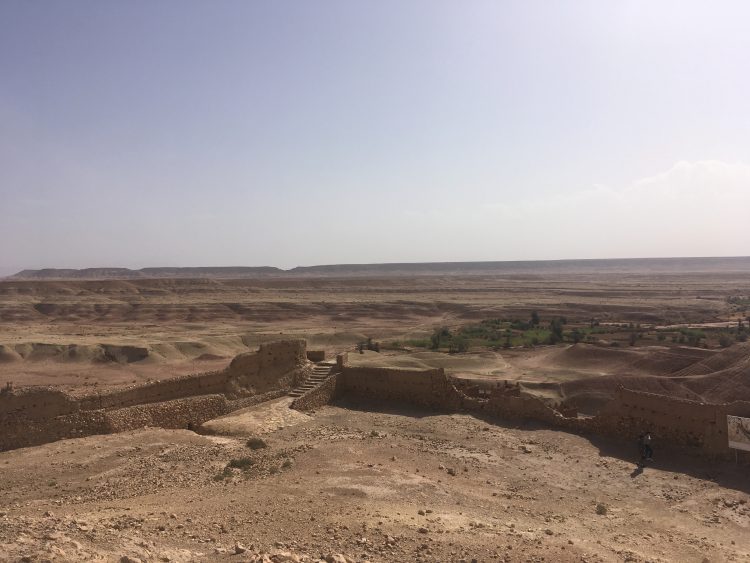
[461,160,750,260]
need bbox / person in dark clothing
[637,431,653,466]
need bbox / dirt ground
[1,400,748,563]
[1,269,748,394]
[2,267,749,562]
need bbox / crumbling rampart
[0,340,307,451]
[5,337,748,460]
[338,366,451,409]
[290,373,341,412]
[307,362,750,458]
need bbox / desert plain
[1,258,750,562]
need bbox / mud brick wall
[339,366,452,409]
[591,388,724,450]
[331,366,748,457]
[306,350,326,362]
[77,370,229,411]
[291,373,342,412]
[0,410,110,451]
[591,388,750,454]
[0,387,78,419]
[104,394,229,433]
[223,339,307,397]
[0,340,308,451]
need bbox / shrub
[214,466,233,481]
[449,337,469,354]
[430,327,451,350]
[548,318,564,344]
[595,503,607,515]
[530,311,540,327]
[227,457,254,470]
[246,437,268,450]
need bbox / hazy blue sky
[1,0,749,274]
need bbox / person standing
[638,431,653,466]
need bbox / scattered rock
[234,541,247,554]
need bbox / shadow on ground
[332,397,750,495]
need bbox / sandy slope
[0,401,748,562]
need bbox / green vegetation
[400,310,746,353]
[679,328,705,347]
[410,314,566,351]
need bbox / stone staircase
[288,362,334,398]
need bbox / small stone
[418,527,429,534]
[234,541,247,554]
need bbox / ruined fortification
[0,340,308,451]
[4,340,749,461]
[290,355,750,459]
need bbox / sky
[1,0,749,274]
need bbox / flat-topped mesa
[9,266,284,280]
[0,339,309,451]
[9,256,750,280]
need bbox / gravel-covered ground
[1,401,748,562]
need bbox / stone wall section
[0,340,307,451]
[290,373,342,412]
[324,364,749,458]
[339,366,451,409]
[4,337,749,459]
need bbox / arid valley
[2,258,750,562]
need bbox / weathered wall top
[0,340,308,451]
